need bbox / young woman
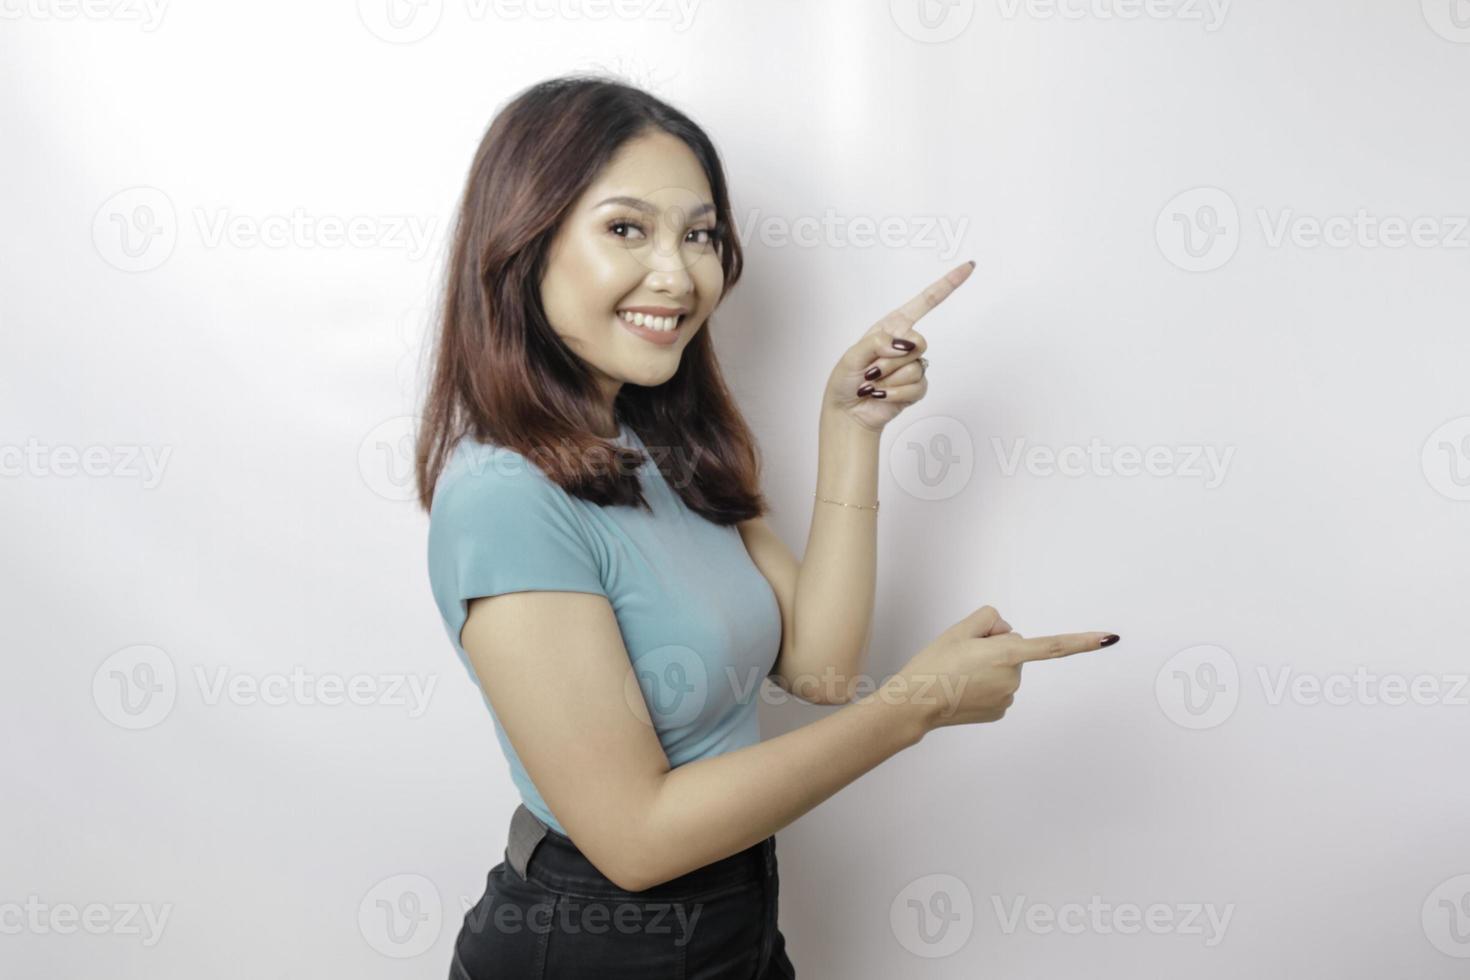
[416,74,1119,979]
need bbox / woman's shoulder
[432,435,568,516]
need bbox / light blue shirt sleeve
[427,446,607,650]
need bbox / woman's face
[540,129,725,419]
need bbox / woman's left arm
[742,261,976,705]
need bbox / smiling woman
[413,70,1099,980]
[415,74,802,979]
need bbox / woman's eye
[609,220,646,240]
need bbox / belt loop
[506,804,550,881]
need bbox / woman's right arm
[461,590,1113,893]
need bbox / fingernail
[891,338,916,351]
[857,384,875,397]
[868,389,887,399]
[1100,634,1120,647]
[864,366,882,380]
[967,259,976,269]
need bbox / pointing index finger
[1010,632,1120,664]
[878,260,976,338]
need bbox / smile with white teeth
[618,310,684,332]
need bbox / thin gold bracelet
[813,492,879,511]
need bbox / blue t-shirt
[426,422,783,836]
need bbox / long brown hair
[413,74,768,525]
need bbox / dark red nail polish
[857,384,875,397]
[864,366,882,380]
[891,338,916,351]
[869,389,887,399]
[1100,634,1120,647]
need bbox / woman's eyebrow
[594,195,716,220]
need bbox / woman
[416,74,1119,979]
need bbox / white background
[5,0,1470,976]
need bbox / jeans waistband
[505,803,776,901]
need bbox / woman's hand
[889,604,1120,732]
[822,260,976,434]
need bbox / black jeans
[450,804,796,978]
